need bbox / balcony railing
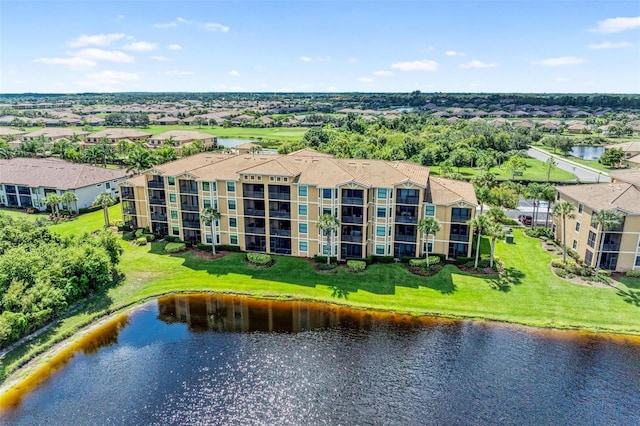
[121,190,135,200]
[245,226,266,235]
[244,190,265,198]
[148,181,165,189]
[397,196,419,205]
[245,208,265,217]
[271,247,292,255]
[396,215,417,224]
[451,215,472,223]
[342,215,364,224]
[183,220,201,229]
[151,214,167,221]
[179,186,198,194]
[342,197,364,205]
[270,228,291,237]
[268,192,290,200]
[181,204,199,212]
[449,234,470,242]
[341,234,363,243]
[601,243,621,251]
[395,234,417,242]
[269,210,291,219]
[149,198,166,205]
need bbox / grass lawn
[2,209,640,384]
[531,144,611,173]
[432,157,576,182]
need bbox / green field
[432,157,577,182]
[2,206,639,384]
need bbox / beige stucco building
[120,149,477,260]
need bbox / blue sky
[1,1,639,93]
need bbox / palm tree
[552,201,576,263]
[155,146,178,164]
[201,207,221,255]
[93,193,116,228]
[126,148,155,174]
[42,193,62,218]
[526,183,545,229]
[591,209,623,275]
[540,185,556,228]
[317,214,340,265]
[468,214,490,268]
[61,191,79,214]
[474,186,492,215]
[417,217,441,266]
[485,221,506,268]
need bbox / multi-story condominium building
[554,170,640,272]
[148,130,217,154]
[86,129,152,145]
[120,149,477,260]
[20,128,90,149]
[0,157,126,211]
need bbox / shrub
[597,269,612,277]
[347,260,366,271]
[567,248,580,261]
[372,256,395,264]
[122,232,135,241]
[135,228,144,238]
[135,237,147,246]
[164,236,180,243]
[551,258,576,268]
[524,228,554,239]
[144,234,155,242]
[247,253,273,266]
[409,259,427,267]
[625,270,640,278]
[317,262,337,271]
[196,243,211,251]
[216,244,241,252]
[555,268,568,278]
[314,255,337,264]
[165,242,186,253]
[456,256,473,265]
[428,256,441,265]
[184,241,193,248]
[502,218,519,226]
[79,205,103,214]
[110,220,124,227]
[431,253,448,262]
[25,207,37,214]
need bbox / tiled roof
[558,183,640,215]
[426,177,478,206]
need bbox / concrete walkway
[527,146,610,183]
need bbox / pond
[570,145,605,161]
[216,138,254,148]
[1,294,639,425]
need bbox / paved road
[527,147,610,183]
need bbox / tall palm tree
[485,221,506,268]
[42,193,62,218]
[126,148,155,174]
[201,207,221,255]
[526,183,545,229]
[591,209,623,275]
[468,214,490,268]
[552,201,576,263]
[93,193,116,228]
[540,185,556,228]
[61,191,79,214]
[417,217,441,266]
[474,186,492,215]
[317,214,340,265]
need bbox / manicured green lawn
[2,210,640,384]
[432,157,576,182]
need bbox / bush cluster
[247,253,273,266]
[625,270,640,278]
[371,256,395,264]
[346,260,366,272]
[164,242,186,253]
[135,237,148,246]
[524,228,554,239]
[316,262,337,271]
[313,255,337,264]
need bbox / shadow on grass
[617,276,640,290]
[422,266,456,294]
[148,241,168,255]
[488,267,525,292]
[616,289,640,307]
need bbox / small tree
[526,183,545,229]
[552,201,576,263]
[201,207,221,255]
[599,148,624,167]
[545,157,557,182]
[540,185,556,228]
[474,186,492,215]
[42,194,62,218]
[317,214,340,265]
[417,217,441,266]
[60,191,79,214]
[485,221,506,268]
[503,155,526,180]
[468,214,490,268]
[93,193,116,228]
[591,209,623,275]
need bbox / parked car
[518,214,532,225]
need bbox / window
[172,226,179,236]
[229,217,237,227]
[425,204,435,217]
[584,250,593,265]
[206,234,212,244]
[377,188,387,199]
[376,226,386,237]
[211,182,217,192]
[572,239,578,250]
[170,210,178,220]
[578,203,584,214]
[427,242,433,253]
[298,185,307,197]
[228,200,236,210]
[299,223,308,234]
[106,182,111,189]
[203,199,211,208]
[376,244,385,255]
[575,222,581,232]
[377,207,386,218]
[587,231,596,248]
[299,241,308,251]
[227,181,235,192]
[635,256,640,267]
[168,177,175,185]
[299,204,308,215]
[322,188,332,199]
[322,207,331,216]
[202,182,210,191]
[214,199,218,209]
[323,244,330,255]
[169,193,176,203]
[230,235,238,245]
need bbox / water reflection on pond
[1,294,639,425]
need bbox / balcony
[269,210,291,219]
[149,198,166,205]
[449,234,470,242]
[396,215,417,224]
[395,234,417,242]
[601,243,621,252]
[397,196,419,205]
[245,208,265,217]
[270,228,291,237]
[245,226,266,235]
[272,247,292,255]
[148,180,165,189]
[123,207,137,215]
[244,190,265,199]
[342,215,364,224]
[183,220,201,229]
[451,214,472,223]
[181,204,199,212]
[179,185,198,195]
[342,197,364,205]
[151,214,167,221]
[341,234,363,243]
[268,192,290,200]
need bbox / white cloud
[168,44,182,50]
[150,55,173,61]
[229,70,240,76]
[74,48,135,63]
[587,41,632,49]
[203,22,229,32]
[34,56,96,70]
[67,33,125,47]
[300,56,313,62]
[154,22,177,28]
[391,60,439,71]
[372,70,393,76]
[460,60,499,68]
[445,50,466,56]
[358,77,374,83]
[532,56,585,66]
[123,41,158,51]
[592,16,640,33]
